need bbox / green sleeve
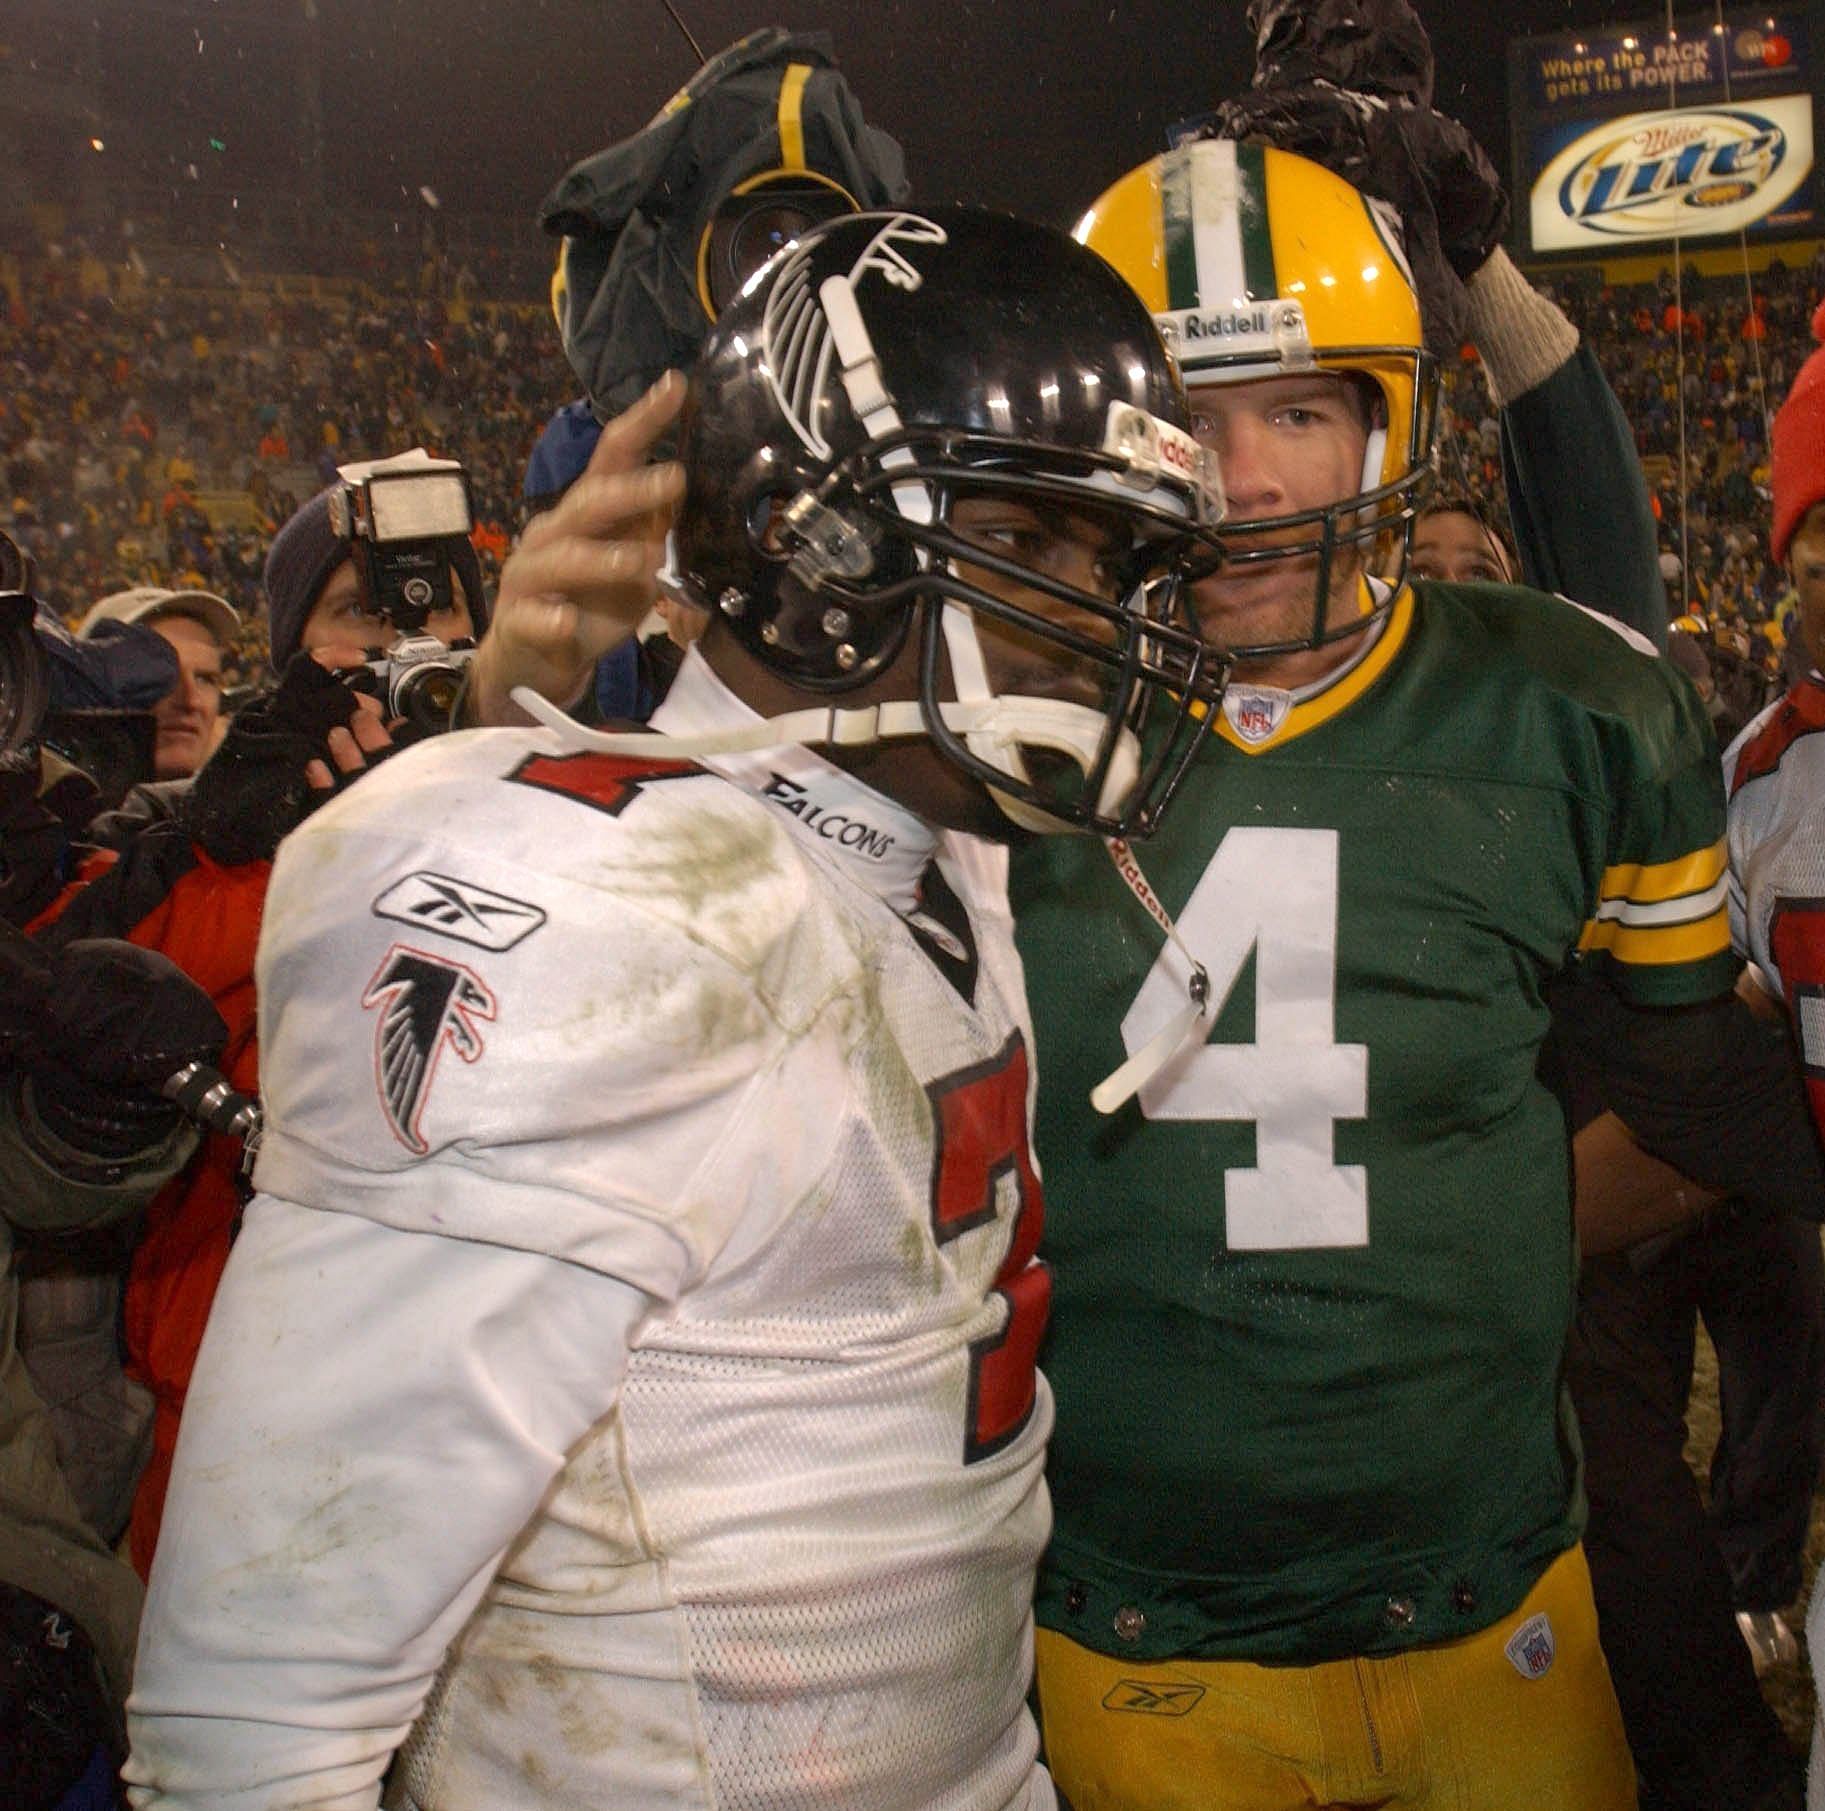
[1501,346,1669,651]
[1580,656,1736,1006]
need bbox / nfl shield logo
[1222,684,1293,745]
[1504,1612,1556,1680]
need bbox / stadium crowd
[0,258,566,686]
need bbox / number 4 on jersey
[1122,826,1369,1250]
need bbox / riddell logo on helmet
[1156,433,1199,476]
[1180,309,1270,342]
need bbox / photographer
[0,930,226,1811]
[39,455,488,1579]
[262,449,488,726]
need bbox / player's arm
[1474,259,1668,649]
[1572,1109,1722,1257]
[125,1196,652,1810]
[464,373,687,727]
[1570,977,1825,1240]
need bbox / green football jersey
[1014,581,1735,1666]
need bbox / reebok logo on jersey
[372,871,547,952]
[362,945,497,1155]
[1222,684,1293,745]
[1100,1680,1207,1717]
[762,772,898,860]
[1504,1612,1556,1680]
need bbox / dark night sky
[9,2,1789,235]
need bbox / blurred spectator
[75,588,238,782]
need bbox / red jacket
[36,829,270,1575]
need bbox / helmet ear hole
[747,490,793,557]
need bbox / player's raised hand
[467,372,689,725]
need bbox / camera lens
[0,593,51,757]
[391,660,464,735]
[702,180,854,317]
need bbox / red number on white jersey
[1769,897,1825,1142]
[928,1035,1050,1463]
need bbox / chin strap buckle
[780,492,876,590]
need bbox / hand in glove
[1211,0,1509,354]
[0,929,229,1161]
[179,651,396,867]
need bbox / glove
[179,652,371,866]
[1395,104,1510,283]
[1211,0,1510,355]
[0,930,228,1161]
[1247,0,1432,102]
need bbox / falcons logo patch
[362,945,497,1154]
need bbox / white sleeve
[124,1193,651,1811]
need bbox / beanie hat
[263,482,489,671]
[262,487,343,671]
[1771,298,1825,565]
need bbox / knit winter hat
[263,481,489,671]
[1771,298,1825,565]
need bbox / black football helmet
[667,204,1228,837]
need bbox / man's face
[947,493,1131,710]
[868,492,1142,837]
[1184,372,1372,686]
[1788,503,1825,675]
[1410,509,1515,586]
[301,557,475,655]
[149,614,225,780]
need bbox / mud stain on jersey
[603,802,792,936]
[529,1653,622,1758]
[686,966,773,1059]
[896,1217,948,1298]
[474,1663,516,1717]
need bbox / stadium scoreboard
[1511,9,1820,256]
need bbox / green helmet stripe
[1161,147,1200,312]
[1235,141,1278,301]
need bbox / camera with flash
[327,453,478,734]
[327,454,475,636]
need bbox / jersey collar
[651,650,938,913]
[1213,586,1415,755]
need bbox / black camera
[326,455,474,636]
[346,634,476,736]
[0,592,52,758]
[698,173,857,318]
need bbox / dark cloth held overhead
[1210,0,1510,358]
[539,25,908,420]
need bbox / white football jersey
[1728,680,1825,1811]
[1725,676,1825,1008]
[244,654,1054,1811]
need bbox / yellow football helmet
[1075,139,1440,656]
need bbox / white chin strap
[821,267,1021,809]
[511,686,1140,833]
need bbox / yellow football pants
[1035,1545,1636,1811]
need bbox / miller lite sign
[1531,96,1814,249]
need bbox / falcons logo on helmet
[762,211,947,460]
[361,945,497,1154]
